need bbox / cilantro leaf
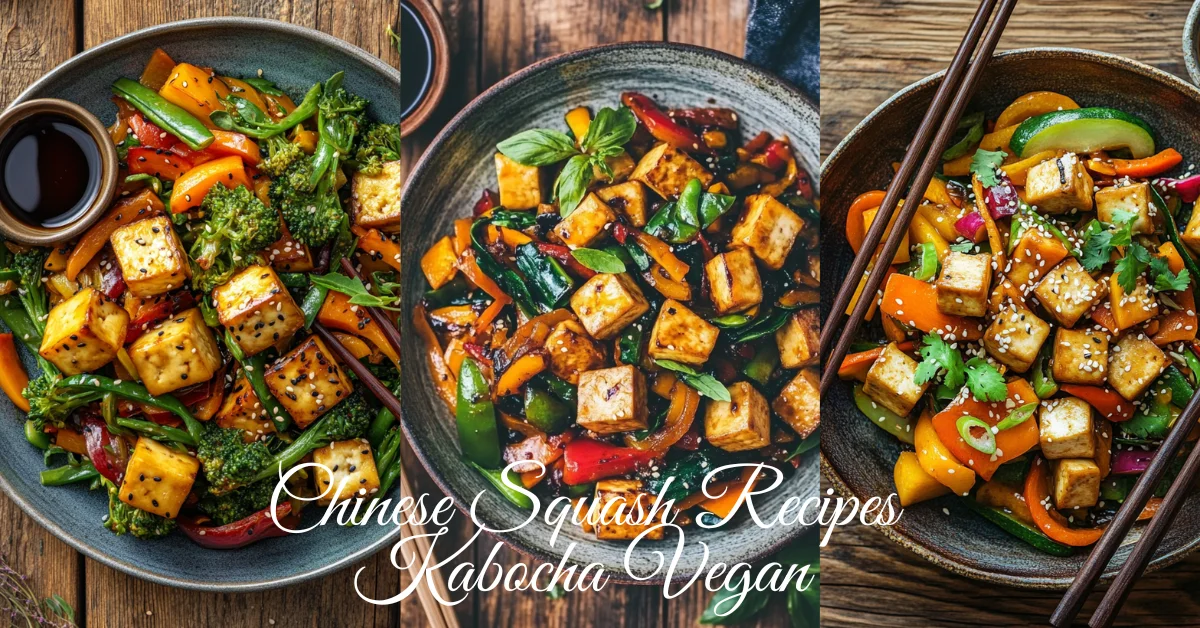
[964,356,1007,402]
[1107,208,1139,247]
[914,333,965,389]
[1115,243,1151,293]
[1149,254,1191,292]
[1078,220,1112,271]
[969,149,1007,187]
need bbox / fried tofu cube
[569,273,650,340]
[313,438,380,504]
[128,308,222,396]
[1053,459,1101,510]
[1034,258,1103,327]
[118,437,199,519]
[420,236,459,290]
[264,335,354,429]
[1007,227,1070,290]
[982,303,1051,372]
[936,251,992,317]
[596,181,649,227]
[350,160,403,232]
[212,265,305,357]
[773,369,819,439]
[630,142,713,199]
[775,308,819,369]
[1108,333,1169,401]
[576,365,648,434]
[1109,274,1158,331]
[730,194,806,270]
[1039,397,1095,459]
[863,342,928,416]
[543,319,606,384]
[39,287,129,375]
[1052,327,1109,386]
[216,376,275,442]
[591,479,664,540]
[647,299,719,366]
[595,151,636,185]
[704,381,771,452]
[1024,153,1094,214]
[1095,181,1153,236]
[110,215,190,297]
[705,248,763,315]
[494,152,541,210]
[552,192,616,249]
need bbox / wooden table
[822,0,1200,625]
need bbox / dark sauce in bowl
[400,1,434,120]
[0,115,101,228]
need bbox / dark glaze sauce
[0,115,101,228]
[400,1,434,120]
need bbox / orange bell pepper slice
[1111,148,1183,179]
[0,333,28,412]
[632,230,689,282]
[351,225,403,273]
[845,190,886,253]
[170,155,251,214]
[1025,457,1105,546]
[459,250,511,305]
[494,351,548,397]
[995,91,1079,128]
[878,273,984,341]
[474,298,508,332]
[205,130,261,165]
[317,290,400,367]
[626,378,700,452]
[66,189,164,281]
[412,304,457,411]
[1059,384,1134,423]
[931,378,1040,481]
[139,48,177,91]
[1152,242,1197,345]
[453,218,474,257]
[158,62,227,127]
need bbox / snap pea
[301,284,329,329]
[698,191,736,228]
[0,294,42,352]
[535,372,576,405]
[456,358,503,468]
[208,82,321,139]
[40,461,99,487]
[244,352,293,433]
[112,78,214,150]
[1185,349,1200,386]
[469,461,534,509]
[1159,366,1195,407]
[374,427,404,499]
[910,242,939,281]
[1031,342,1058,399]
[367,407,397,450]
[853,383,915,444]
[677,178,703,232]
[59,374,204,444]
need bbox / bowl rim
[820,46,1200,590]
[1185,1,1200,86]
[0,16,405,592]
[401,40,819,585]
[400,0,450,138]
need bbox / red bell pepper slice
[756,139,792,172]
[128,113,176,150]
[126,147,194,181]
[124,291,197,345]
[621,92,713,155]
[795,168,814,200]
[612,223,630,245]
[100,258,125,300]
[178,501,296,550]
[463,342,493,366]
[1058,384,1134,422]
[534,242,597,280]
[562,438,660,485]
[474,189,498,216]
[82,417,126,485]
[665,107,739,129]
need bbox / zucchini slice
[1010,107,1155,158]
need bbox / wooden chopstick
[1051,390,1200,626]
[817,0,1019,395]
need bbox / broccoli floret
[189,184,281,292]
[352,123,401,175]
[198,479,275,525]
[269,158,345,249]
[103,479,176,539]
[258,134,305,178]
[251,389,372,484]
[195,423,274,496]
[12,247,49,335]
[24,371,102,432]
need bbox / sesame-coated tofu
[863,343,928,417]
[705,248,763,315]
[1007,227,1070,290]
[1024,153,1094,214]
[591,479,664,540]
[773,368,820,439]
[1034,258,1103,327]
[775,308,819,369]
[128,308,222,396]
[1039,397,1095,460]
[313,439,380,504]
[420,236,459,290]
[1053,459,1101,510]
[216,376,275,442]
[596,181,649,227]
[265,335,354,429]
[494,152,541,210]
[730,194,806,270]
[630,142,714,199]
[569,273,650,340]
[212,265,305,357]
[647,299,719,366]
[543,319,606,384]
[552,192,616,249]
[576,365,648,434]
[1095,181,1153,236]
[350,160,403,232]
[705,381,771,452]
[118,437,199,519]
[1108,333,1169,401]
[936,251,992,317]
[982,303,1051,373]
[39,287,129,375]
[1052,327,1109,386]
[110,215,190,297]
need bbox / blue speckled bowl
[399,42,820,584]
[0,17,402,591]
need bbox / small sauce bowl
[400,0,449,139]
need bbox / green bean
[115,417,197,447]
[40,462,99,487]
[58,374,203,444]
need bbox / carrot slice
[878,274,984,341]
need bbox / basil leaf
[571,248,626,273]
[243,77,285,96]
[581,106,636,156]
[555,154,593,216]
[310,273,400,311]
[497,129,579,166]
[653,359,732,402]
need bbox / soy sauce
[400,1,434,120]
[0,115,101,228]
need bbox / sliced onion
[984,175,1020,218]
[1156,175,1200,203]
[955,212,987,243]
[956,415,996,455]
[1111,448,1156,475]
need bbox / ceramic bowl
[821,48,1200,590]
[1185,1,1200,86]
[400,42,820,584]
[0,17,403,591]
[399,0,449,138]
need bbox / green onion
[956,415,996,455]
[995,402,1038,431]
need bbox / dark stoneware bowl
[1186,1,1200,86]
[821,48,1200,589]
[0,17,403,591]
[400,42,820,584]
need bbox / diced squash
[894,451,951,507]
[915,410,976,497]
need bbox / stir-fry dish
[414,94,819,539]
[841,90,1200,554]
[0,48,407,546]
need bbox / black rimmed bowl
[0,17,403,591]
[400,42,820,584]
[821,47,1200,589]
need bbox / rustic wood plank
[666,0,748,57]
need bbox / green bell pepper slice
[853,383,914,444]
[456,358,503,468]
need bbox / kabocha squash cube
[630,142,714,199]
[216,376,275,442]
[110,215,190,297]
[1053,459,1101,510]
[128,308,222,396]
[982,303,1051,372]
[773,368,820,439]
[704,381,771,452]
[313,439,381,504]
[420,236,459,290]
[1007,227,1069,290]
[1095,181,1153,236]
[936,251,992,317]
[775,308,819,369]
[730,194,806,270]
[494,152,541,210]
[552,193,616,249]
[1108,333,1169,401]
[1023,153,1094,214]
[596,181,649,227]
[591,479,665,541]
[1109,275,1158,331]
[39,287,129,375]
[350,160,403,232]
[1051,327,1109,386]
[1039,397,1095,460]
[265,335,354,429]
[647,299,719,366]
[1034,258,1103,327]
[212,265,305,357]
[705,248,763,315]
[861,206,909,264]
[894,451,951,507]
[863,343,928,417]
[569,273,650,340]
[1183,201,1200,254]
[543,319,606,384]
[118,437,200,519]
[576,365,648,434]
